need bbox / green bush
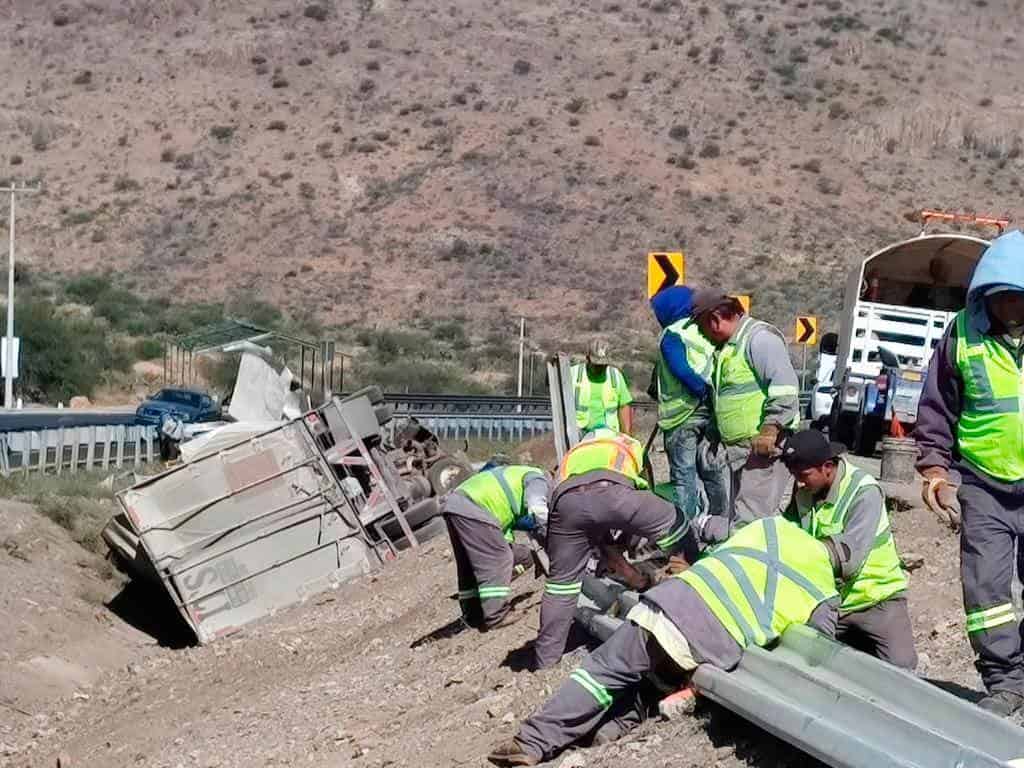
[134,338,164,360]
[65,273,111,304]
[356,360,491,394]
[16,298,131,401]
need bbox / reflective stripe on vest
[954,310,1024,482]
[657,319,715,431]
[713,316,798,444]
[680,517,837,648]
[557,431,648,489]
[572,364,623,432]
[456,465,544,531]
[795,459,906,612]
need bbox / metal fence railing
[0,424,158,475]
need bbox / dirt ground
[0,473,993,768]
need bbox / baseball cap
[587,338,612,365]
[690,287,737,318]
[781,429,846,469]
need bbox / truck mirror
[819,332,839,356]
[877,346,900,368]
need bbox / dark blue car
[135,388,221,426]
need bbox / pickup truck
[827,213,1006,454]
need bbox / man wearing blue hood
[650,286,728,560]
[916,229,1024,717]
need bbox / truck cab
[830,218,999,454]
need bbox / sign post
[794,316,818,394]
[646,252,685,298]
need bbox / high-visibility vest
[954,310,1024,482]
[558,429,649,489]
[657,319,715,431]
[680,517,837,648]
[713,316,799,444]
[456,465,545,533]
[571,363,625,432]
[791,459,906,613]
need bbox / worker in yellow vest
[532,429,686,669]
[488,516,839,765]
[650,285,728,561]
[916,229,1024,717]
[781,429,917,669]
[443,464,551,631]
[690,289,800,545]
[570,339,634,435]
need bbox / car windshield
[154,390,203,408]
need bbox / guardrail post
[55,427,65,475]
[68,427,78,474]
[145,426,154,464]
[116,425,125,468]
[86,426,96,470]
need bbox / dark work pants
[518,621,677,760]
[444,514,514,629]
[663,408,729,555]
[837,596,918,671]
[958,465,1024,695]
[534,481,678,669]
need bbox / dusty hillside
[1,0,1022,349]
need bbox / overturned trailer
[102,390,471,643]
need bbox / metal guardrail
[0,424,158,475]
[578,577,1024,768]
[391,392,813,444]
[407,414,552,443]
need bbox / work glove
[751,423,782,458]
[921,467,961,531]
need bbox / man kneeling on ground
[781,429,918,670]
[488,516,839,765]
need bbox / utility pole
[1,183,39,410]
[516,317,525,410]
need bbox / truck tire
[392,515,447,551]
[428,457,473,497]
[377,497,440,542]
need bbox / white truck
[823,212,1007,455]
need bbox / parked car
[135,388,221,426]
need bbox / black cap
[781,429,845,469]
[690,287,738,318]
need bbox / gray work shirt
[746,322,801,430]
[785,459,886,583]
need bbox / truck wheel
[829,400,857,451]
[392,516,447,551]
[377,497,441,542]
[856,418,884,457]
[428,457,473,496]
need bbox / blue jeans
[663,409,728,533]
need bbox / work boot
[482,609,523,633]
[487,739,540,766]
[592,717,630,746]
[977,690,1024,718]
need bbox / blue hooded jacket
[966,229,1024,334]
[649,286,707,398]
